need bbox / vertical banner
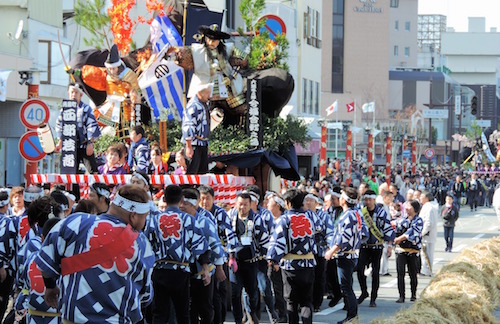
[345,128,352,186]
[131,103,142,127]
[367,131,373,177]
[386,132,392,185]
[246,78,263,149]
[60,100,78,174]
[159,120,167,153]
[319,125,327,179]
[403,135,408,173]
[411,137,417,174]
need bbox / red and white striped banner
[31,174,254,205]
[280,179,298,189]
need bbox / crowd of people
[0,157,496,324]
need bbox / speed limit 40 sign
[20,99,50,129]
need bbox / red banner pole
[386,132,392,185]
[403,135,408,173]
[346,127,352,186]
[319,125,327,179]
[411,137,417,174]
[367,131,373,177]
[25,81,39,186]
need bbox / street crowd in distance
[0,157,498,324]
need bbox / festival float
[32,0,309,202]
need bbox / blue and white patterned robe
[267,208,317,271]
[193,207,225,278]
[360,205,395,249]
[395,215,424,251]
[210,204,239,255]
[145,207,209,272]
[329,208,368,259]
[182,95,209,146]
[35,213,155,324]
[228,209,269,260]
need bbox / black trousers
[0,274,14,320]
[396,253,419,299]
[230,261,259,324]
[190,277,214,324]
[357,248,383,301]
[152,268,190,324]
[187,145,208,174]
[326,259,342,299]
[312,255,326,309]
[282,268,315,324]
[213,264,228,324]
[270,267,287,319]
[76,146,98,173]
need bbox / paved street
[226,205,500,323]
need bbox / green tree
[238,0,266,33]
[74,0,111,49]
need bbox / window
[405,47,410,57]
[332,0,344,93]
[395,20,399,31]
[405,21,410,31]
[308,79,313,114]
[314,82,319,115]
[390,0,399,8]
[225,0,235,29]
[394,45,399,56]
[39,40,71,86]
[304,6,321,48]
[302,78,308,113]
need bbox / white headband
[305,193,320,203]
[331,192,342,199]
[112,193,150,213]
[341,192,358,205]
[184,198,198,206]
[24,190,44,203]
[64,192,76,202]
[271,195,286,209]
[243,190,260,202]
[363,194,377,200]
[90,185,111,199]
[132,172,149,187]
[69,84,84,95]
[0,197,9,207]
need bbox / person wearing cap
[182,82,213,174]
[356,189,395,307]
[0,190,17,320]
[267,189,317,324]
[323,186,344,307]
[35,185,155,323]
[144,185,211,324]
[180,188,224,324]
[87,183,111,214]
[325,187,368,324]
[198,185,238,324]
[66,44,140,138]
[227,192,268,324]
[303,192,333,312]
[55,82,101,173]
[243,185,277,322]
[266,192,288,322]
[393,200,423,303]
[14,196,63,323]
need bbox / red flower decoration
[19,216,30,241]
[159,213,182,239]
[89,222,135,274]
[290,214,312,239]
[28,260,45,294]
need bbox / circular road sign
[257,14,287,42]
[424,148,435,160]
[19,131,46,162]
[20,99,50,129]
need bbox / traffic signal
[471,96,478,115]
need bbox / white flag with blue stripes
[139,46,184,121]
[150,15,183,53]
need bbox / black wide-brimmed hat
[198,24,230,40]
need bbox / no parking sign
[257,14,287,42]
[19,131,46,162]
